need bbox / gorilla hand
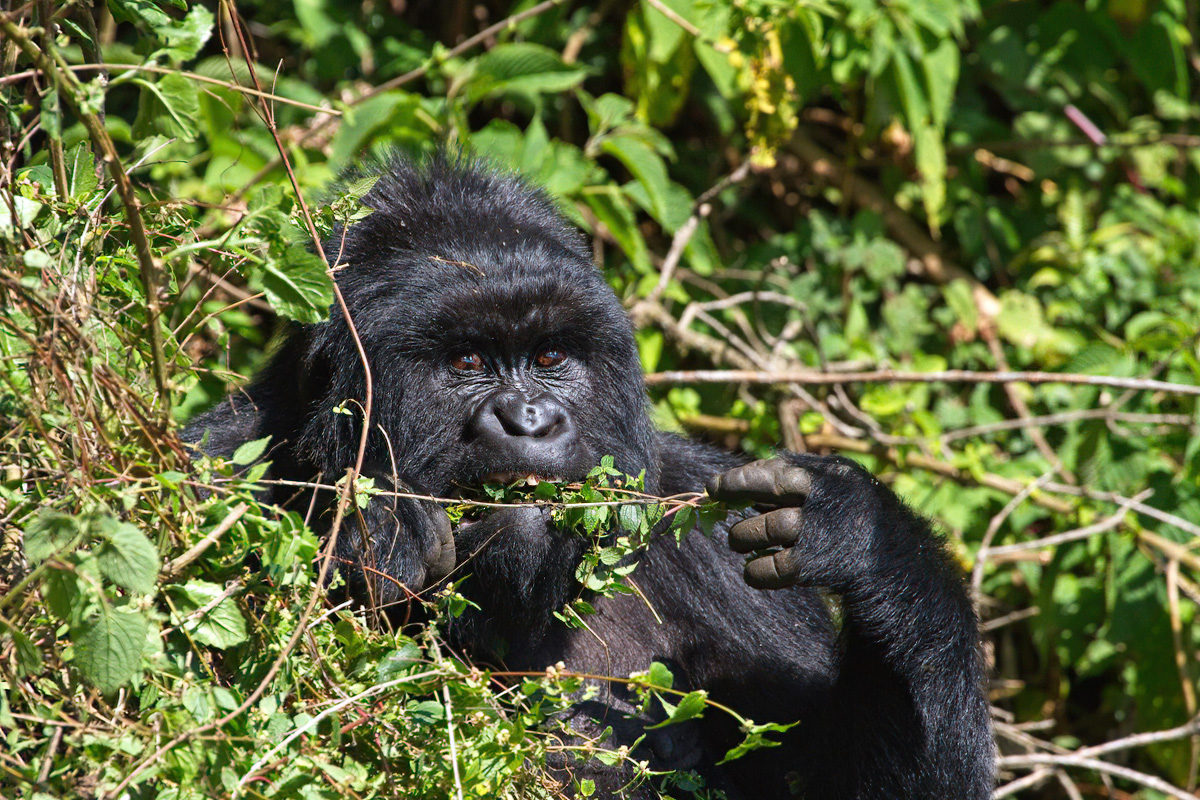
[705,454,889,592]
[339,479,455,599]
[401,494,456,587]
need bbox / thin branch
[427,631,466,800]
[972,469,1057,596]
[942,408,1195,442]
[802,432,1075,515]
[363,0,568,99]
[1040,483,1200,540]
[1077,716,1200,759]
[644,368,1200,396]
[983,490,1150,558]
[161,502,248,580]
[635,160,751,308]
[0,62,339,113]
[998,753,1199,800]
[993,769,1055,798]
[983,327,1074,483]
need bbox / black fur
[185,155,994,799]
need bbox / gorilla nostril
[490,392,567,438]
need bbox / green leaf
[131,73,201,142]
[160,5,214,62]
[922,38,959,131]
[718,719,798,764]
[108,0,172,28]
[41,88,62,140]
[376,642,423,682]
[601,136,671,225]
[914,122,946,231]
[641,0,694,62]
[467,43,589,105]
[44,567,85,623]
[667,506,695,543]
[648,688,708,728]
[73,603,149,693]
[24,509,83,562]
[231,435,272,466]
[617,504,643,533]
[0,195,42,233]
[256,246,334,323]
[65,144,98,199]
[942,279,978,335]
[582,188,650,273]
[0,619,43,675]
[407,699,445,725]
[646,661,674,690]
[95,519,159,594]
[173,580,249,649]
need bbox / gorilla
[185,155,994,799]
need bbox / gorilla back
[185,155,994,799]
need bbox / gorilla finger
[743,549,802,591]
[706,458,812,505]
[728,507,803,554]
[427,509,456,582]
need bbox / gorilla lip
[481,471,564,486]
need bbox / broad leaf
[74,603,149,694]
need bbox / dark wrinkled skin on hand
[708,455,885,592]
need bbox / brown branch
[942,409,1195,442]
[983,328,1075,483]
[801,432,1075,516]
[633,160,753,310]
[160,502,248,580]
[644,367,1200,396]
[363,0,568,99]
[0,63,340,113]
[997,753,1198,800]
[983,490,1150,557]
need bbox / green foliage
[2,0,1199,796]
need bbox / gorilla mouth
[449,472,566,533]
[482,471,564,486]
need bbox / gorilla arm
[706,455,994,800]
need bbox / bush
[1,0,1198,797]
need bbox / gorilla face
[288,161,659,505]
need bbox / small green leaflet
[172,580,249,649]
[92,516,160,594]
[648,689,708,728]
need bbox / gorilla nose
[491,391,567,438]
[469,390,580,467]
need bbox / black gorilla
[185,156,994,799]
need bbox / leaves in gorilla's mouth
[481,471,564,486]
[445,474,567,530]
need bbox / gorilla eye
[534,348,567,368]
[450,352,486,371]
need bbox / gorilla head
[296,158,657,498]
[185,154,994,800]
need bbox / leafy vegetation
[1,0,1199,797]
